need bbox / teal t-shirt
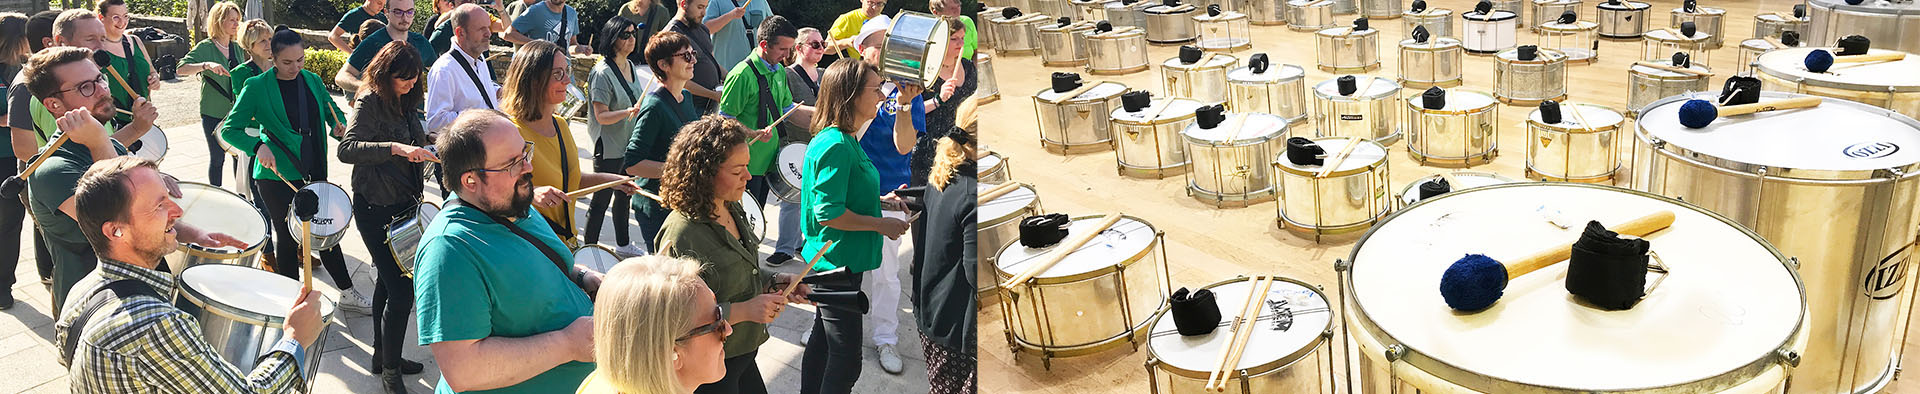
[801,127,884,273]
[414,201,595,394]
[348,30,436,74]
[509,2,580,47]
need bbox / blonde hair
[239,19,273,58]
[593,255,708,394]
[203,2,241,41]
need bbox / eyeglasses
[675,305,730,342]
[804,41,825,49]
[387,8,416,17]
[621,30,638,39]
[52,74,109,98]
[470,141,534,175]
[550,70,573,83]
[674,50,697,64]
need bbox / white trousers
[863,209,907,345]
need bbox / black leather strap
[447,198,585,290]
[449,50,496,109]
[60,279,160,366]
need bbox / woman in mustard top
[499,40,638,242]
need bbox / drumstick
[1213,276,1275,391]
[1206,275,1269,390]
[1632,61,1712,77]
[15,129,78,181]
[999,212,1125,289]
[633,187,665,203]
[299,219,313,291]
[1568,104,1596,132]
[1834,52,1907,63]
[1045,83,1103,105]
[779,239,837,297]
[977,182,1021,204]
[566,175,640,199]
[1348,76,1375,97]
[263,164,302,192]
[102,66,144,101]
[1316,140,1362,178]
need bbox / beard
[510,173,534,214]
[87,94,116,124]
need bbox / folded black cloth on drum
[1567,220,1652,310]
[1671,52,1691,68]
[1207,4,1222,17]
[1055,16,1072,27]
[1353,17,1369,31]
[1681,0,1697,13]
[1170,287,1222,336]
[1538,100,1563,124]
[1781,31,1801,46]
[1838,35,1871,56]
[1019,214,1072,248]
[1719,76,1761,106]
[1793,4,1806,18]
[1250,53,1270,73]
[1095,20,1114,33]
[1680,21,1697,37]
[1421,86,1447,110]
[1558,10,1576,24]
[1051,72,1083,93]
[1518,45,1539,61]
[1411,25,1431,43]
[1286,137,1326,166]
[1001,7,1021,19]
[1163,0,1179,6]
[1410,0,1427,13]
[1474,0,1491,14]
[1179,45,1203,64]
[1195,104,1227,128]
[1606,0,1620,5]
[1417,178,1451,200]
[1336,75,1358,96]
[1121,91,1153,112]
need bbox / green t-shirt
[801,127,883,273]
[624,88,697,217]
[348,30,436,74]
[335,5,389,34]
[717,53,794,176]
[27,130,128,308]
[414,202,595,394]
[960,16,979,59]
[182,39,246,118]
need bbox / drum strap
[750,63,780,129]
[59,279,160,367]
[449,50,496,109]
[446,198,590,295]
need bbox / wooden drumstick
[102,65,144,101]
[1207,275,1271,391]
[1503,211,1675,280]
[779,239,837,297]
[1715,96,1824,117]
[1348,76,1376,97]
[999,212,1125,289]
[977,181,1021,204]
[16,130,78,180]
[263,163,302,192]
[1834,52,1907,63]
[1045,83,1103,105]
[1216,276,1275,392]
[565,176,640,199]
[1632,61,1713,77]
[1568,103,1597,132]
[299,219,313,291]
[1316,139,1363,178]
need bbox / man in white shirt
[426,4,500,134]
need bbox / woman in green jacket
[220,28,373,313]
[655,114,808,393]
[176,1,243,186]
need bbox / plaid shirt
[55,258,310,394]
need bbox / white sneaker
[338,287,374,315]
[877,343,905,374]
[614,243,649,257]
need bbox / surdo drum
[1033,80,1129,153]
[991,10,1051,55]
[1313,76,1403,145]
[1273,136,1392,239]
[997,214,1170,367]
[1806,0,1920,54]
[1183,112,1290,207]
[1404,89,1499,166]
[1642,27,1713,66]
[1525,102,1623,182]
[1314,25,1382,72]
[1633,92,1920,394]
[1754,11,1807,41]
[1461,8,1519,54]
[291,182,352,251]
[1103,0,1156,28]
[1669,4,1727,48]
[1528,0,1580,33]
[1087,25,1152,74]
[1625,59,1710,115]
[979,150,1012,184]
[1403,8,1454,38]
[1537,18,1599,64]
[1039,19,1097,66]
[977,182,1041,302]
[977,53,1001,103]
[1226,58,1310,124]
[1595,0,1651,39]
[1163,52,1239,105]
[1144,276,1335,394]
[1359,0,1401,18]
[1288,0,1336,31]
[1195,8,1253,51]
[1493,46,1569,105]
[1247,0,1288,25]
[176,264,337,391]
[1342,182,1806,393]
[1145,1,1201,44]
[1111,97,1203,177]
[167,182,270,274]
[1395,171,1518,208]
[1397,36,1465,88]
[1754,47,1920,120]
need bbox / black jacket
[913,162,977,353]
[337,93,428,206]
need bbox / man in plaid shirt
[54,156,325,393]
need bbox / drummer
[653,114,810,393]
[57,156,325,392]
[715,16,811,263]
[854,16,926,376]
[414,109,599,393]
[496,40,638,242]
[623,32,701,251]
[94,0,159,128]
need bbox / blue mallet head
[1805,49,1836,73]
[1678,99,1719,128]
[1439,254,1508,311]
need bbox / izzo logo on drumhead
[784,161,802,178]
[1865,243,1911,300]
[312,218,335,226]
[1843,142,1899,159]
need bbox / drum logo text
[312,218,335,226]
[1339,114,1363,121]
[1865,243,1911,300]
[1844,142,1899,159]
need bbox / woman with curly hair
[654,114,810,394]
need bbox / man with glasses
[503,0,588,54]
[415,109,601,394]
[10,10,158,160]
[717,16,812,268]
[330,0,389,53]
[336,0,435,98]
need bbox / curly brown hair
[661,114,751,221]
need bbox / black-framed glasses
[53,73,109,98]
[675,305,730,342]
[674,50,697,64]
[388,8,416,17]
[470,141,534,175]
[621,29,639,39]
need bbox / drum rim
[1227,63,1306,83]
[991,14,1052,24]
[1032,82,1130,105]
[1753,48,1920,93]
[1644,29,1710,43]
[1736,39,1778,52]
[177,264,339,327]
[1403,8,1453,18]
[1145,275,1333,378]
[383,201,441,236]
[172,181,270,259]
[1112,98,1205,125]
[1806,0,1920,14]
[1396,171,1517,205]
[290,181,354,239]
[1180,113,1289,146]
[1402,90,1498,115]
[1312,77,1400,100]
[993,214,1160,284]
[1194,11,1250,22]
[1272,136,1388,177]
[1145,3,1197,14]
[1398,37,1464,49]
[1162,54,1240,72]
[1628,61,1711,80]
[1636,92,1920,181]
[1753,13,1807,23]
[1668,6,1726,16]
[1539,20,1599,32]
[1595,0,1648,11]
[1461,10,1517,21]
[1314,26,1379,38]
[1039,22,1097,33]
[1527,103,1622,133]
[1086,27,1147,40]
[1342,182,1807,393]
[979,184,1040,226]
[1495,48,1568,64]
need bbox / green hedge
[305,48,348,91]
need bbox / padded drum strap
[59,279,161,367]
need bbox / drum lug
[1786,257,1800,270]
[1384,344,1409,362]
[1333,259,1351,272]
[1886,167,1908,179]
[1775,348,1801,367]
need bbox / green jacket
[657,202,772,358]
[220,70,347,181]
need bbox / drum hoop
[1498,49,1568,65]
[1398,38,1463,50]
[1636,93,1920,182]
[980,186,1040,226]
[1163,59,1239,73]
[1670,7,1726,16]
[992,214,1161,284]
[1341,182,1806,393]
[1195,12,1249,23]
[176,269,338,328]
[1529,104,1621,133]
[1147,275,1334,378]
[1753,49,1920,93]
[173,181,269,258]
[1402,91,1498,115]
[1540,21,1599,32]
[1397,171,1516,203]
[1629,65,1710,81]
[1113,111,1198,126]
[1087,29,1146,41]
[1597,1,1649,11]
[1313,78,1399,101]
[296,182,354,236]
[1034,83,1128,105]
[1145,4,1196,14]
[1314,28,1378,39]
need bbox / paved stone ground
[0,74,931,393]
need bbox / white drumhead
[1399,172,1517,205]
[1274,137,1387,172]
[1598,0,1648,10]
[1738,38,1776,52]
[1640,92,1920,173]
[1529,103,1623,129]
[1398,37,1462,49]
[777,143,807,187]
[1670,6,1724,16]
[300,182,353,236]
[1112,98,1205,123]
[173,182,269,246]
[573,245,621,274]
[1413,90,1497,113]
[1754,48,1920,92]
[1226,63,1305,84]
[133,126,167,162]
[979,182,1038,224]
[1644,28,1707,42]
[741,190,766,240]
[1313,76,1399,100]
[1147,277,1332,372]
[996,214,1155,278]
[181,264,337,321]
[1034,81,1129,102]
[1463,10,1517,21]
[1495,48,1564,63]
[1181,113,1287,144]
[1161,54,1239,70]
[1350,183,1800,391]
[977,152,1003,177]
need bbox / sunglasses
[804,41,826,49]
[674,50,698,64]
[675,305,730,342]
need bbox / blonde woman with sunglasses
[577,255,731,394]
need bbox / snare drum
[1524,102,1622,182]
[1145,276,1334,394]
[1669,5,1726,48]
[1227,63,1309,123]
[1394,171,1517,208]
[740,189,766,240]
[1633,92,1920,394]
[1032,0,1078,22]
[176,264,336,390]
[1493,47,1569,105]
[1273,136,1391,238]
[771,143,806,203]
[1184,113,1289,207]
[1405,89,1499,166]
[1087,27,1152,75]
[1144,3,1199,44]
[1312,76,1403,144]
[384,201,439,278]
[1641,27,1712,66]
[130,126,168,162]
[168,182,270,274]
[1163,54,1238,105]
[1104,0,1155,28]
[997,214,1169,367]
[992,12,1050,55]
[1537,19,1599,64]
[1034,81,1129,153]
[1359,0,1400,18]
[1343,182,1804,393]
[1595,0,1650,38]
[1528,0,1580,33]
[558,84,589,120]
[1040,20,1097,66]
[1754,47,1920,119]
[1397,37,1464,88]
[290,181,353,251]
[1489,0,1523,14]
[1070,0,1108,21]
[979,151,1012,184]
[978,182,1040,302]
[977,53,1000,103]
[1111,98,1202,178]
[1753,12,1806,41]
[1248,0,1288,25]
[1734,38,1782,76]
[981,7,1001,48]
[1403,8,1454,38]
[1806,0,1920,54]
[1461,9,1518,54]
[1195,10,1253,52]
[573,244,621,274]
[1287,0,1334,32]
[1625,60,1709,115]
[1314,26,1381,72]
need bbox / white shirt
[425,44,501,134]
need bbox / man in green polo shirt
[336,0,435,98]
[717,16,814,260]
[330,0,389,52]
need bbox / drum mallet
[1439,210,1675,311]
[0,127,82,197]
[565,176,641,199]
[1802,49,1905,73]
[293,189,320,291]
[1677,96,1824,128]
[999,212,1125,289]
[1206,275,1274,391]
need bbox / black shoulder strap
[60,279,161,367]
[449,51,496,109]
[608,63,637,105]
[560,8,572,47]
[446,198,585,290]
[750,64,778,128]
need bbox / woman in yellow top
[94,0,159,126]
[576,255,729,394]
[500,40,639,242]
